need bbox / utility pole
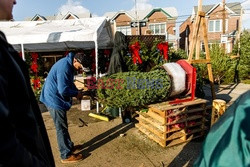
[222,0,226,52]
[135,0,140,35]
[236,8,243,57]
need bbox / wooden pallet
[136,98,208,147]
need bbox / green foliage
[124,39,187,72]
[209,44,232,84]
[149,38,167,65]
[97,68,171,108]
[242,79,250,84]
[25,53,45,100]
[168,48,188,62]
[222,58,239,84]
[25,52,45,77]
[195,44,232,84]
[30,76,44,101]
[124,39,149,72]
[238,30,250,80]
[231,30,250,82]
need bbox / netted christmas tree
[97,37,176,108]
[97,67,171,108]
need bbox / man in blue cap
[40,52,86,163]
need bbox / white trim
[111,11,135,21]
[21,43,25,61]
[148,23,166,35]
[94,40,99,113]
[208,19,228,32]
[62,12,78,20]
[206,3,235,16]
[31,14,46,21]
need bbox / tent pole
[21,43,25,61]
[95,41,99,114]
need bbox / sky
[13,0,250,29]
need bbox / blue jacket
[40,52,78,111]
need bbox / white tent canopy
[1,17,114,113]
[0,17,113,52]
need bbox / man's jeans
[47,107,74,159]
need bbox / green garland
[150,38,168,65]
[97,68,171,108]
[124,38,168,72]
[124,39,149,72]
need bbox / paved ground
[42,83,250,167]
[203,83,250,106]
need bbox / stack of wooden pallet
[135,98,208,147]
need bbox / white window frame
[200,42,216,52]
[116,26,131,35]
[208,19,228,32]
[148,23,166,35]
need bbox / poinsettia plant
[24,52,45,101]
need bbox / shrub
[209,44,232,84]
[194,44,233,84]
[238,31,250,80]
[168,48,188,62]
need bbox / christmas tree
[97,67,171,108]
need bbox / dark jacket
[0,31,55,167]
[107,31,127,75]
[40,52,78,111]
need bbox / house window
[116,26,131,35]
[149,23,166,35]
[208,20,228,32]
[201,42,216,52]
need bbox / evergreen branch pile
[97,68,171,108]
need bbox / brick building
[26,7,178,47]
[179,2,242,53]
[104,8,178,48]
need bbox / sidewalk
[203,83,250,106]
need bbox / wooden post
[211,99,226,126]
[188,14,202,61]
[201,17,216,99]
[195,34,201,60]
[195,0,202,60]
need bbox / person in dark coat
[107,31,128,75]
[40,52,85,163]
[0,0,55,166]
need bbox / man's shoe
[61,153,83,164]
